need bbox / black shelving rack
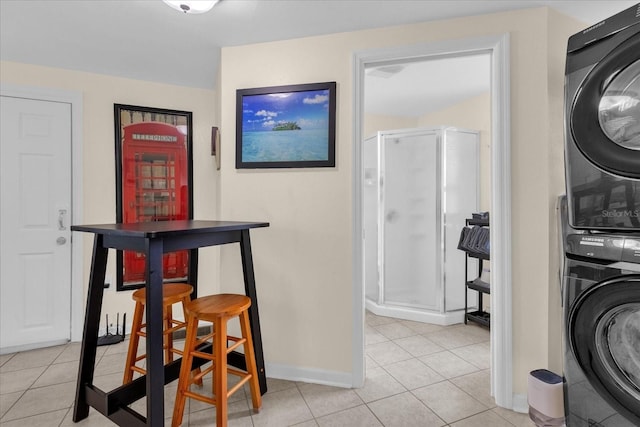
[463,218,490,327]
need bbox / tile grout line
[367,314,495,427]
[58,406,73,427]
[0,346,65,423]
[293,381,317,424]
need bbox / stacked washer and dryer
[562,3,640,426]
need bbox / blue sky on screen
[242,89,330,132]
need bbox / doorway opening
[352,34,512,408]
[363,54,489,325]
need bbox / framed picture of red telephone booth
[114,104,194,291]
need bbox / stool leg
[180,295,203,387]
[239,309,262,411]
[172,313,198,427]
[214,317,228,427]
[165,304,173,363]
[123,301,144,384]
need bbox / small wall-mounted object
[212,126,220,170]
[211,126,218,155]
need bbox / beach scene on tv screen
[241,89,330,162]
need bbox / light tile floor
[0,312,536,426]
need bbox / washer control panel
[566,234,640,263]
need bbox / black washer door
[571,32,640,179]
[569,275,640,424]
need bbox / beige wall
[219,7,584,397]
[363,114,418,138]
[219,39,354,373]
[0,61,218,325]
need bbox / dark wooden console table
[71,220,269,426]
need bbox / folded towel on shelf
[457,226,470,251]
[457,225,490,257]
[472,211,490,221]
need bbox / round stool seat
[132,282,193,305]
[186,294,251,319]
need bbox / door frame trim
[1,83,84,343]
[352,33,513,408]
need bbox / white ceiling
[1,1,636,116]
[365,54,491,117]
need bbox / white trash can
[528,369,565,426]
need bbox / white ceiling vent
[366,64,406,78]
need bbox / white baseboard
[0,339,69,355]
[265,362,354,389]
[365,299,466,326]
[512,393,529,413]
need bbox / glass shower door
[381,131,440,310]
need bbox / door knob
[56,236,67,245]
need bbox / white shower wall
[364,127,479,325]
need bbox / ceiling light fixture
[162,0,219,14]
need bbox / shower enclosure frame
[364,126,480,325]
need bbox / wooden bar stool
[123,282,194,384]
[172,294,262,427]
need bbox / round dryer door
[569,275,640,425]
[570,32,640,179]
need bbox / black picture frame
[236,81,337,169]
[114,104,195,291]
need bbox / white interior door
[1,95,72,352]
